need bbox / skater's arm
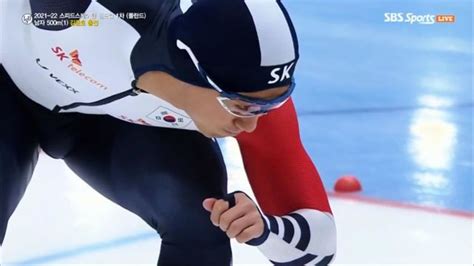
[235,99,336,265]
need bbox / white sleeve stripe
[271,253,318,265]
[294,209,337,255]
[267,215,279,235]
[255,210,336,263]
[281,217,295,244]
[307,254,325,265]
[288,213,311,251]
[256,232,307,263]
[316,255,335,265]
[262,214,271,228]
[284,215,301,248]
[275,216,285,239]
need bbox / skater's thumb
[203,198,217,212]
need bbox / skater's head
[168,0,299,117]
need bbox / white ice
[2,138,473,265]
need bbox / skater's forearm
[236,99,337,264]
[248,208,336,265]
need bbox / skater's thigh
[0,65,39,242]
[63,117,228,230]
[0,65,39,183]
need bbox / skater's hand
[203,193,264,243]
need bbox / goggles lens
[216,81,294,117]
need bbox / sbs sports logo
[384,13,455,25]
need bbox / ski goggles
[177,40,294,117]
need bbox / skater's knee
[157,210,231,266]
[157,204,228,246]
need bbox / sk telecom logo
[50,46,108,90]
[51,47,82,66]
[69,50,82,66]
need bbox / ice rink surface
[1,0,473,265]
[2,147,473,265]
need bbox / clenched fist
[203,192,264,243]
